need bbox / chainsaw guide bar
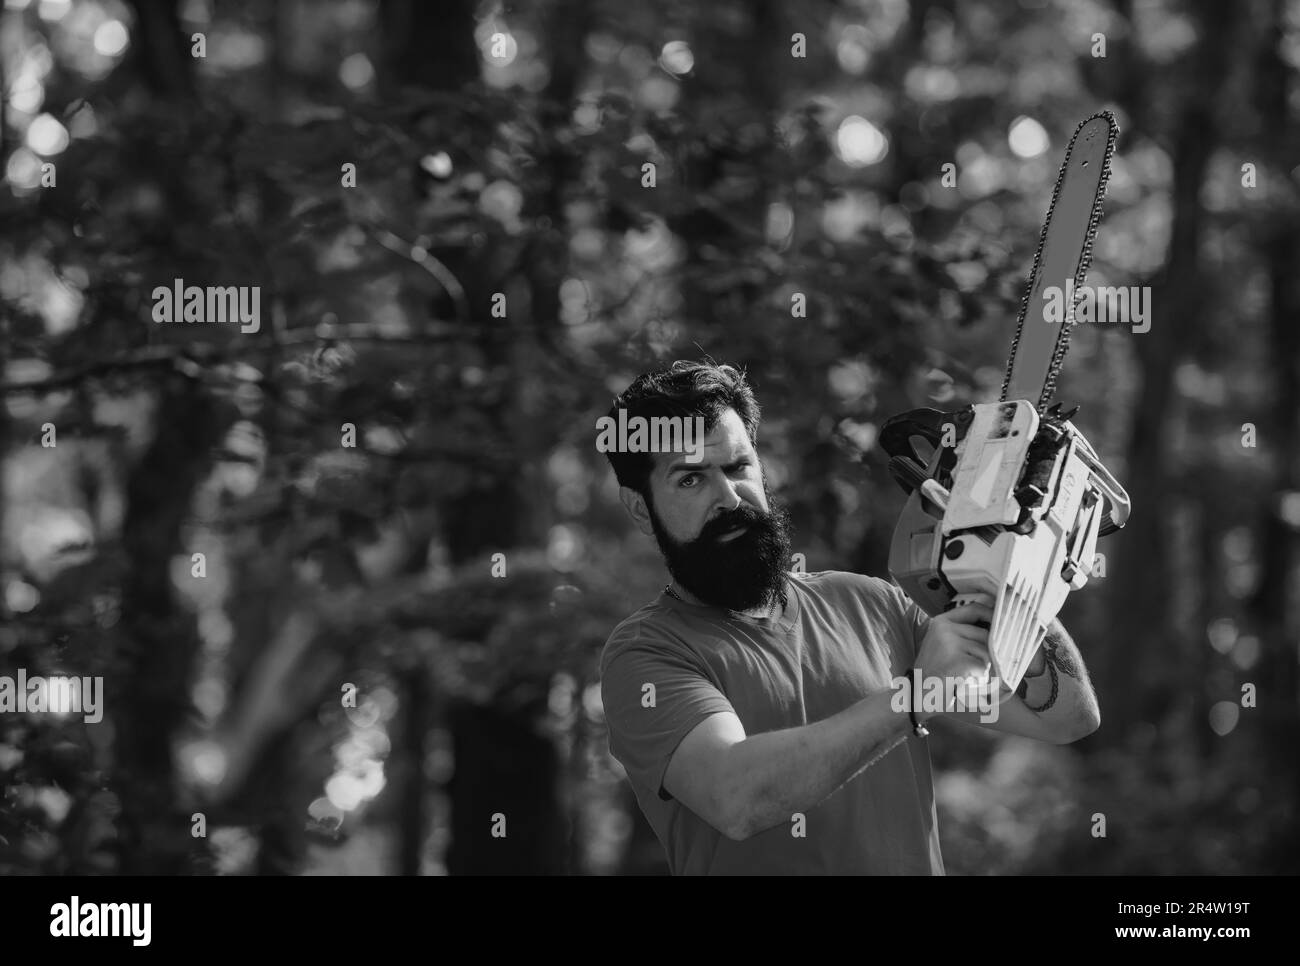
[880,111,1130,698]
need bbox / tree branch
[0,324,520,396]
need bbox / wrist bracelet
[908,668,929,737]
[909,705,929,738]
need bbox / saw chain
[1001,112,1119,409]
[880,111,1131,701]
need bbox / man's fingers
[949,623,990,645]
[943,601,995,625]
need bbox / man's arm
[664,691,912,841]
[954,619,1100,744]
[663,601,991,841]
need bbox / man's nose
[713,475,743,516]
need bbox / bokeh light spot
[1008,116,1050,158]
[93,19,129,57]
[1208,701,1240,737]
[836,115,889,167]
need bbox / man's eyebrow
[664,458,704,475]
[664,454,751,476]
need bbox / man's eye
[679,473,700,487]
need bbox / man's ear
[619,486,655,537]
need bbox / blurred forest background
[0,0,1297,875]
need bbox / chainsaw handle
[1069,431,1131,533]
[880,408,954,467]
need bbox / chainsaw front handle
[1072,435,1131,532]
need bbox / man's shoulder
[793,568,906,603]
[793,569,924,629]
[598,597,682,674]
[795,570,928,663]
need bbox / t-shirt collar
[659,573,801,631]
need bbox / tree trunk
[380,1,569,873]
[113,376,225,874]
[395,667,433,875]
[106,0,212,876]
[1101,0,1236,741]
[126,0,196,100]
[1244,0,1300,869]
[379,0,479,95]
[443,701,567,874]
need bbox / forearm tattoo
[1017,625,1088,713]
[1021,658,1058,711]
[1044,628,1079,678]
[1016,628,1062,710]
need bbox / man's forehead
[699,428,751,455]
[704,408,749,444]
[654,412,753,475]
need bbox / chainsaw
[880,111,1131,698]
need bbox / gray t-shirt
[599,570,944,875]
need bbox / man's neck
[668,580,783,621]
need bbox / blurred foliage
[0,0,1297,875]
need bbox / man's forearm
[718,689,912,840]
[1018,619,1100,740]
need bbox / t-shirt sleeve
[870,576,931,664]
[600,630,736,802]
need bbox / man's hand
[917,607,1102,744]
[912,598,994,721]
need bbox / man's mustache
[698,506,767,543]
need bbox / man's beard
[647,486,794,613]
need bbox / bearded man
[598,359,1100,875]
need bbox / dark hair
[604,359,762,499]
